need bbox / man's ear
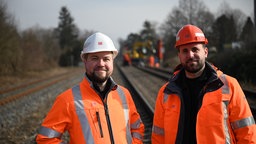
[205,47,208,58]
[81,54,86,62]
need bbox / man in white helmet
[36,32,145,144]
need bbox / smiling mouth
[95,70,106,73]
[187,60,197,64]
[95,68,107,71]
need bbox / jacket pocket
[88,108,105,139]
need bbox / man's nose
[187,50,194,58]
[97,59,105,66]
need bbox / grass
[0,67,83,89]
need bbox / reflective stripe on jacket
[152,63,256,144]
[36,76,144,144]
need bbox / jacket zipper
[104,103,115,144]
[96,111,104,138]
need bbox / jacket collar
[164,61,223,94]
[84,73,118,91]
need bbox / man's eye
[91,57,98,61]
[192,47,199,52]
[182,50,188,53]
[104,58,110,62]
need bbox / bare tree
[159,0,214,57]
[19,27,62,70]
[0,1,22,74]
[216,1,247,39]
[40,28,61,67]
[21,28,46,71]
[179,0,207,24]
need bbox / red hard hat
[175,24,208,48]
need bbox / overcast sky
[3,0,254,47]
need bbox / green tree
[55,6,79,66]
[240,17,256,51]
[140,21,159,53]
[122,33,141,53]
[216,1,247,38]
[140,21,158,41]
[211,14,237,52]
[56,6,78,49]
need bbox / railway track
[0,69,82,106]
[115,64,154,144]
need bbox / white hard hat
[81,32,118,58]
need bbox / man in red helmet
[151,24,256,144]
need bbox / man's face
[84,51,114,83]
[178,43,208,73]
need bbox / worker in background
[156,39,164,66]
[151,24,256,144]
[123,52,132,66]
[36,32,144,144]
[149,55,155,67]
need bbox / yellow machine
[130,40,156,60]
[122,39,164,67]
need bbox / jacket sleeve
[123,88,145,144]
[36,92,71,144]
[227,77,256,143]
[151,85,166,144]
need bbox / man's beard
[183,59,204,73]
[88,71,110,84]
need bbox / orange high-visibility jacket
[152,63,256,144]
[36,76,144,144]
